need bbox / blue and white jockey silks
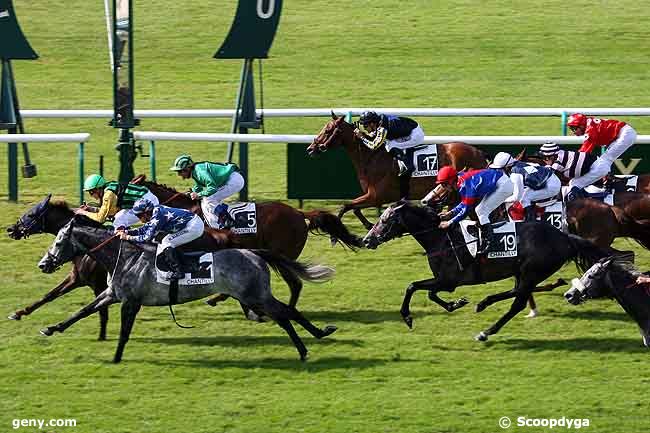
[125,204,204,248]
[508,161,561,209]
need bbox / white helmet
[489,152,515,169]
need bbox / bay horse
[564,257,650,348]
[362,201,626,342]
[306,112,488,229]
[38,219,338,362]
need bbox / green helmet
[170,154,193,171]
[83,174,107,191]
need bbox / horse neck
[76,227,134,273]
[45,205,75,234]
[341,133,390,179]
[147,183,195,209]
[404,208,444,252]
[605,265,650,331]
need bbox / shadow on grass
[192,308,440,324]
[127,356,398,372]
[496,336,647,353]
[134,335,363,348]
[544,310,630,322]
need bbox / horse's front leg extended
[338,191,376,230]
[400,278,449,328]
[113,300,142,363]
[9,272,83,320]
[40,289,117,336]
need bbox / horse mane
[143,180,180,194]
[50,199,74,210]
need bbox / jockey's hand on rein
[438,221,451,230]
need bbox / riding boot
[523,205,537,222]
[477,224,494,254]
[389,148,413,176]
[163,247,185,280]
[566,186,585,202]
[214,203,234,229]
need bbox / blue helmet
[132,198,155,215]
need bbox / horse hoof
[329,236,339,247]
[40,327,54,337]
[475,302,487,313]
[8,313,21,321]
[475,331,488,342]
[402,315,413,329]
[300,352,309,362]
[322,325,338,338]
[525,309,538,318]
[451,298,470,310]
[205,299,218,307]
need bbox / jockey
[170,154,244,229]
[436,165,514,252]
[490,152,561,221]
[116,199,205,280]
[354,111,425,199]
[76,174,159,229]
[538,141,598,201]
[565,113,637,199]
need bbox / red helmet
[436,166,458,185]
[567,113,587,128]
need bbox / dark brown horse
[306,112,488,229]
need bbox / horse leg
[526,295,538,318]
[400,278,460,329]
[275,317,309,361]
[276,265,303,308]
[475,289,518,312]
[9,272,82,320]
[353,209,375,230]
[338,191,376,230]
[270,299,337,339]
[113,300,142,363]
[40,289,117,336]
[427,285,469,312]
[476,291,530,342]
[205,293,230,306]
[98,305,109,341]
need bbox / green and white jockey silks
[105,181,159,229]
[191,162,245,228]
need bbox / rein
[89,234,120,253]
[160,192,188,206]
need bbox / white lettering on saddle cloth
[486,222,518,259]
[543,201,565,232]
[411,145,438,178]
[228,202,257,234]
[155,245,215,285]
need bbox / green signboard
[0,0,38,60]
[215,0,283,59]
[287,143,650,199]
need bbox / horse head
[307,111,355,156]
[38,219,79,273]
[7,194,53,239]
[363,200,441,249]
[564,257,616,305]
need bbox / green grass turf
[1,1,650,432]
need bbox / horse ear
[331,110,338,120]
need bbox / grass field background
[1,1,650,432]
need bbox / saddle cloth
[155,244,214,285]
[226,202,257,234]
[459,220,518,259]
[410,144,438,178]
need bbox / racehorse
[362,201,626,341]
[306,112,488,229]
[5,196,239,338]
[564,257,650,348]
[37,219,338,362]
[136,176,363,258]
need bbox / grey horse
[38,219,338,362]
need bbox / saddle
[156,251,212,278]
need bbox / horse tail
[302,210,364,250]
[566,234,633,273]
[251,249,335,284]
